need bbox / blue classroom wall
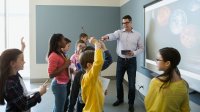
[36,5,120,63]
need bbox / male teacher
[101,15,144,112]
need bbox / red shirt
[48,52,69,84]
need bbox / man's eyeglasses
[155,59,164,61]
[122,22,130,25]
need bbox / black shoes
[113,100,134,112]
[129,104,134,112]
[112,100,124,106]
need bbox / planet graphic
[156,7,171,26]
[169,9,187,35]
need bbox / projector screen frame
[143,0,200,93]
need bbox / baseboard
[102,76,116,80]
[102,76,134,87]
[30,78,50,83]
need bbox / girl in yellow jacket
[145,47,190,112]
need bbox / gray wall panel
[36,5,120,63]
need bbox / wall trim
[30,78,50,83]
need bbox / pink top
[70,53,79,70]
[48,52,69,84]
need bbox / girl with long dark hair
[47,33,71,112]
[145,47,190,112]
[0,49,47,112]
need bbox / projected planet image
[180,25,199,48]
[156,7,171,26]
[169,9,187,35]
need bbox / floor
[0,79,145,112]
[1,79,200,112]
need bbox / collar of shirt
[122,28,134,32]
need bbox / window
[0,0,30,78]
[0,0,5,52]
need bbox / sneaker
[112,100,124,106]
[129,104,134,112]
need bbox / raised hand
[99,40,107,51]
[89,37,97,45]
[21,37,26,52]
[95,40,102,50]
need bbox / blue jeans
[116,56,136,105]
[51,79,68,112]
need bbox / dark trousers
[64,80,71,112]
[76,100,85,112]
[116,56,136,105]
